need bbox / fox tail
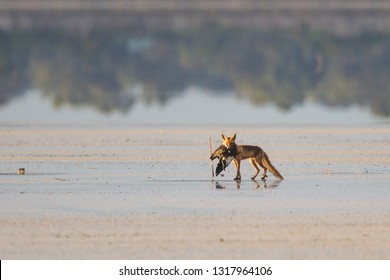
[262,155,284,180]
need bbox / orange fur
[221,133,284,181]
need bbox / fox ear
[232,133,236,141]
[221,134,227,140]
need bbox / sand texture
[1,124,390,259]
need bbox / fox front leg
[233,159,241,181]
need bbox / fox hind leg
[256,159,268,180]
[249,159,260,180]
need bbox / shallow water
[1,158,389,218]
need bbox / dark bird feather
[210,144,237,176]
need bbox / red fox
[211,134,284,181]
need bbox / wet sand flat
[1,124,390,259]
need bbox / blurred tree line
[1,25,390,116]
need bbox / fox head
[221,133,236,149]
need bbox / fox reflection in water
[214,180,281,189]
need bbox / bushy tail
[262,155,284,180]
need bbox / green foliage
[0,26,389,116]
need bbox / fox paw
[233,177,241,181]
[261,174,268,180]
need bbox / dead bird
[210,144,237,176]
